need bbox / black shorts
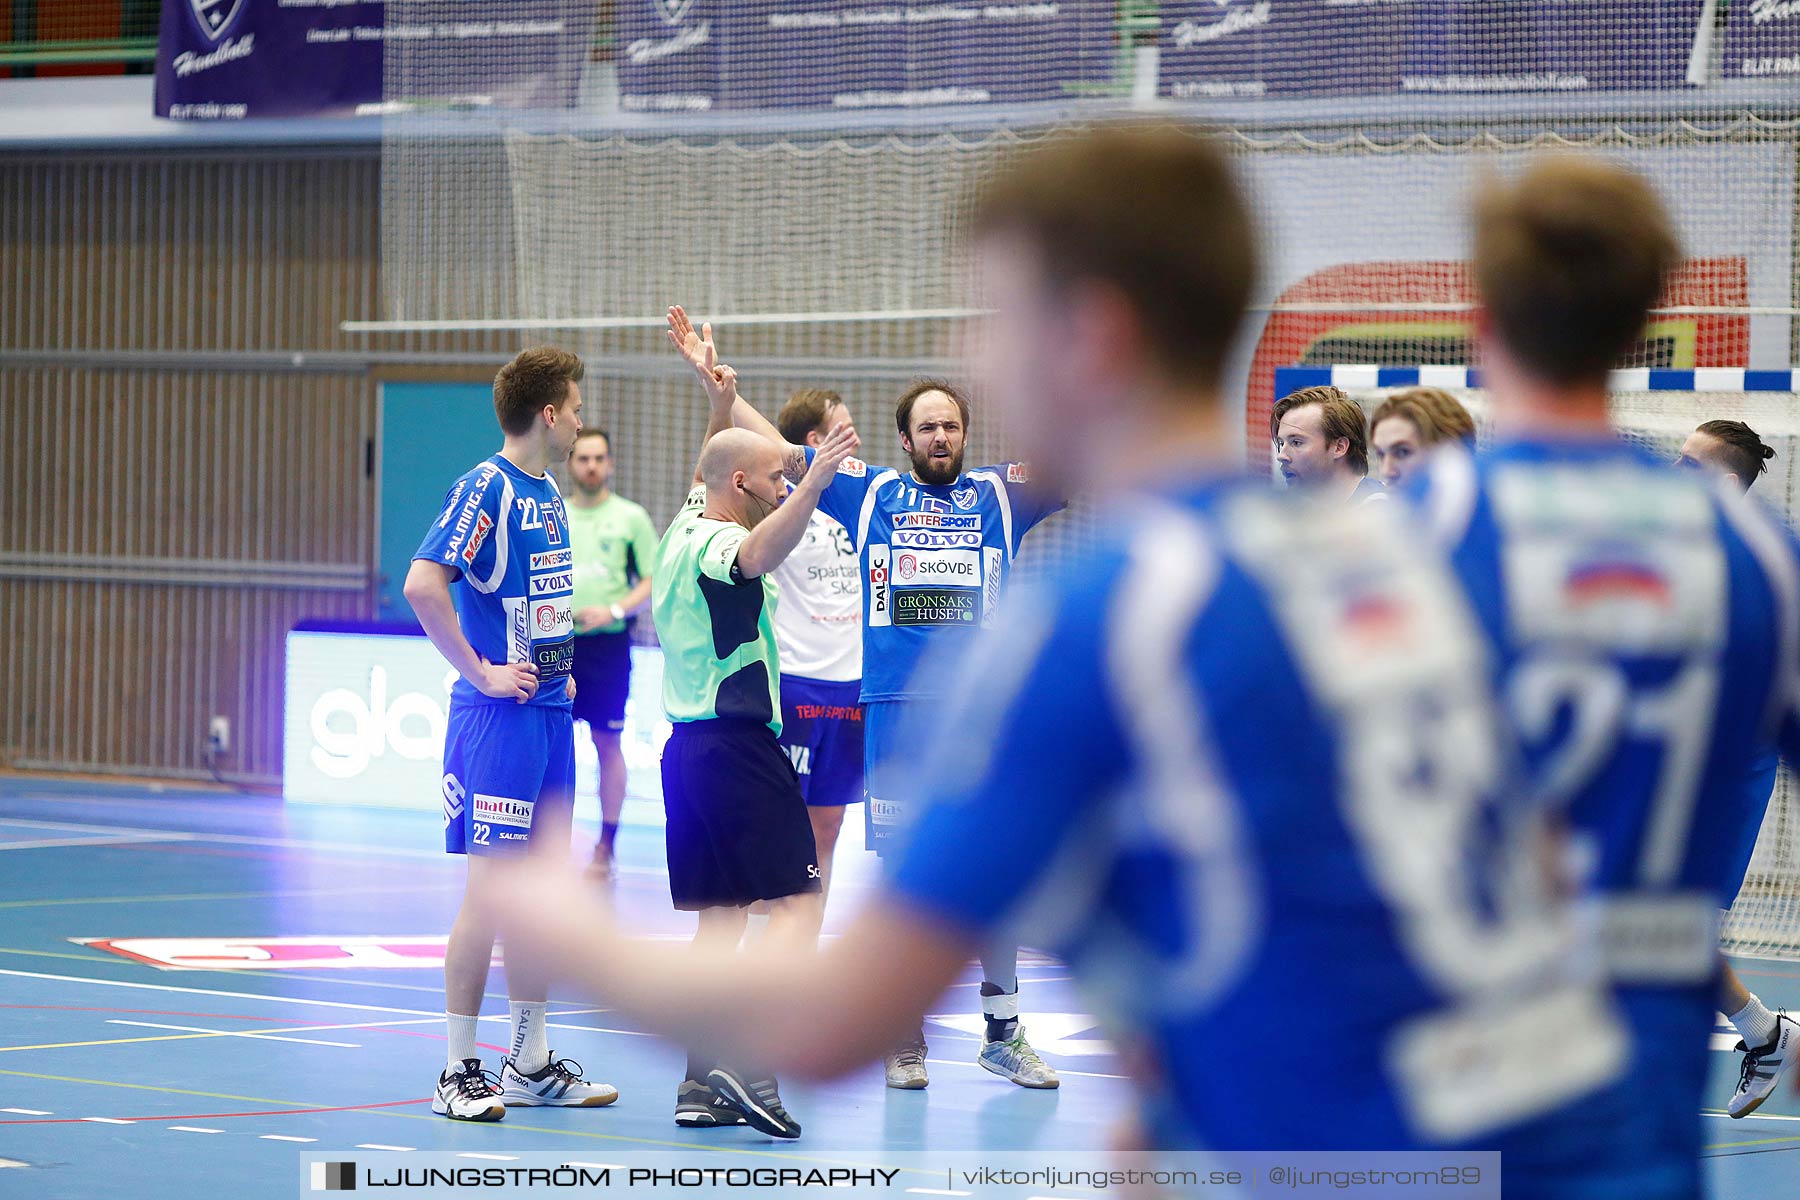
[661,719,822,912]
[570,630,632,732]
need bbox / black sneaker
[706,1066,801,1139]
[675,1078,747,1128]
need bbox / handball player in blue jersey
[485,128,1639,1190]
[1673,419,1792,1119]
[403,347,618,1120]
[1409,158,1800,1194]
[665,308,1065,1090]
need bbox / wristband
[609,604,625,624]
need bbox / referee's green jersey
[651,486,783,735]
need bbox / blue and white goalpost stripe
[1275,366,1800,397]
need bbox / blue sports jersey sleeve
[989,462,1065,550]
[886,572,1130,943]
[409,457,574,709]
[803,446,877,546]
[413,463,506,577]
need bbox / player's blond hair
[1369,386,1475,449]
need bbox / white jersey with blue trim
[807,450,1063,702]
[1413,436,1800,1194]
[885,476,1637,1186]
[769,508,862,684]
[412,454,575,709]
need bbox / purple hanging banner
[618,1,1095,113]
[1159,1,1410,100]
[1158,0,1707,100]
[1722,0,1800,82]
[1400,0,1707,94]
[155,1,588,121]
[155,0,384,119]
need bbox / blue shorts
[1723,749,1781,907]
[864,698,929,856]
[441,701,576,856]
[778,676,866,809]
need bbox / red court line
[0,1097,430,1125]
[1733,966,1800,982]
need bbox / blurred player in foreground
[1672,418,1793,1116]
[1368,386,1476,488]
[404,347,618,1120]
[1412,157,1800,1190]
[651,353,860,1138]
[487,128,1637,1190]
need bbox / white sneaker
[500,1053,620,1107]
[978,1026,1060,1089]
[885,1039,929,1090]
[433,1058,504,1121]
[1729,1014,1797,1118]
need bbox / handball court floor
[0,775,1796,1199]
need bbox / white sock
[446,1012,481,1070]
[509,1001,549,1074]
[1730,995,1780,1048]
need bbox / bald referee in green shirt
[565,428,659,881]
[652,345,859,1139]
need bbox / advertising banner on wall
[617,0,1096,112]
[1156,0,1411,99]
[1722,0,1800,82]
[1157,0,1707,100]
[1399,0,1707,94]
[283,626,671,823]
[154,0,587,120]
